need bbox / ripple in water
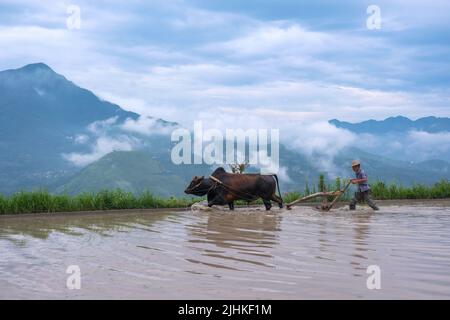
[1,202,450,299]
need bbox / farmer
[349,160,379,211]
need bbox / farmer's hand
[351,179,357,184]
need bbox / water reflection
[0,210,173,243]
[1,205,450,299]
[187,212,282,268]
[316,219,332,260]
[350,213,371,275]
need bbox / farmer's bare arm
[351,178,368,184]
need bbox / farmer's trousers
[350,190,379,210]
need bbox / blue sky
[0,0,449,126]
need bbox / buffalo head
[184,176,213,196]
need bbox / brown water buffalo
[184,167,283,210]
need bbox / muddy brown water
[1,200,450,299]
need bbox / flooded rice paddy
[1,200,450,299]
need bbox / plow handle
[324,180,352,211]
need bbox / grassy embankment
[1,176,450,214]
[0,190,196,214]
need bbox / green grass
[0,189,198,215]
[282,177,450,204]
[370,179,450,200]
[1,178,449,214]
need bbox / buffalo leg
[228,202,235,211]
[207,193,214,207]
[271,194,283,208]
[263,199,272,211]
[208,196,220,207]
[207,194,222,207]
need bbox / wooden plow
[286,180,351,211]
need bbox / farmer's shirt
[355,169,370,192]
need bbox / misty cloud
[63,135,140,167]
[287,122,357,177]
[349,130,450,162]
[87,116,118,134]
[63,116,143,166]
[402,130,450,161]
[73,134,89,145]
[121,116,175,136]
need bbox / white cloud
[63,135,139,167]
[176,107,357,177]
[212,24,330,56]
[346,130,450,162]
[287,122,357,177]
[408,130,450,144]
[87,117,118,134]
[406,130,450,159]
[74,134,89,144]
[63,116,145,166]
[121,116,175,136]
[170,7,251,30]
[277,166,292,184]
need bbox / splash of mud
[190,201,376,214]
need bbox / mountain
[54,150,198,197]
[329,116,450,162]
[410,159,450,174]
[329,116,450,134]
[0,63,171,194]
[0,63,138,124]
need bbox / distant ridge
[329,116,450,133]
